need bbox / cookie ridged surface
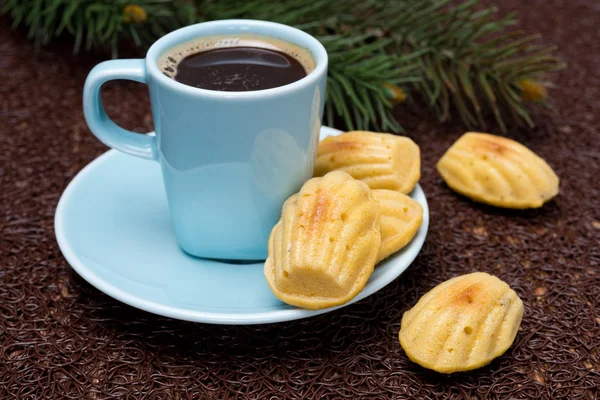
[265,171,381,310]
[314,131,420,194]
[372,189,423,263]
[399,272,524,374]
[437,132,559,208]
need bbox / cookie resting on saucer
[314,131,420,194]
[264,171,381,310]
[372,189,423,263]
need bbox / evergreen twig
[1,0,565,133]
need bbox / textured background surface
[1,0,599,398]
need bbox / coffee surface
[158,34,316,92]
[174,46,306,91]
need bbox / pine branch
[1,0,565,133]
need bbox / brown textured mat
[1,0,599,398]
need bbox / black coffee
[159,35,315,92]
[174,47,306,91]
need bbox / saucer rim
[55,126,429,324]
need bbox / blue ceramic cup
[83,20,328,260]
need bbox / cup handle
[83,59,157,160]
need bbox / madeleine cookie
[265,171,381,310]
[315,131,420,194]
[399,272,524,374]
[372,189,423,263]
[437,132,559,208]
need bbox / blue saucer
[55,126,429,324]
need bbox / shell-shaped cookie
[265,171,381,310]
[315,131,420,194]
[372,189,423,263]
[437,132,559,208]
[399,272,524,374]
